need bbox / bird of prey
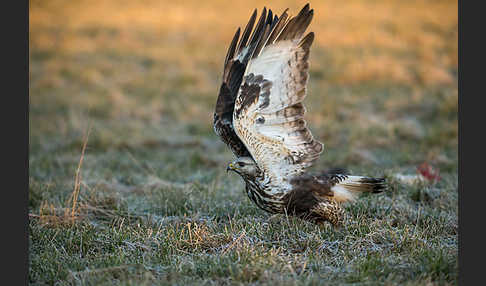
[213,3,386,226]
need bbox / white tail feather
[331,175,385,203]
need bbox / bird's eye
[237,162,245,167]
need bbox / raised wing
[213,8,281,158]
[233,4,323,185]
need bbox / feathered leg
[310,199,345,226]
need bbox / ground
[29,0,458,285]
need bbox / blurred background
[29,0,457,201]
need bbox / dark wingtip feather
[299,3,310,16]
[265,8,289,46]
[359,177,387,193]
[237,9,258,54]
[277,3,313,41]
[267,9,273,25]
[252,7,267,41]
[299,31,314,49]
[223,27,241,80]
[272,14,279,27]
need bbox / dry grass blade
[67,123,92,220]
[222,231,246,255]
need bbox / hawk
[213,3,386,226]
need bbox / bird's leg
[310,199,345,227]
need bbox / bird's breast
[242,173,291,214]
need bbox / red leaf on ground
[416,162,441,182]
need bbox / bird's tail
[330,175,386,203]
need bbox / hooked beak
[226,163,235,173]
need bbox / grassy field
[29,0,458,285]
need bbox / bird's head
[227,157,258,178]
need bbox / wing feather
[233,4,323,185]
[214,8,280,158]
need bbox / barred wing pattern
[233,4,323,189]
[213,8,281,158]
